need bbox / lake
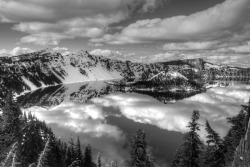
[18,81,250,167]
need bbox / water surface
[19,81,250,167]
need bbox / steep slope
[231,119,250,167]
[0,49,207,95]
[126,70,203,95]
[203,62,250,80]
[0,49,169,93]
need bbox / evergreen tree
[84,144,93,167]
[172,110,202,167]
[75,136,84,166]
[37,138,51,167]
[0,91,22,161]
[0,91,74,167]
[17,114,44,166]
[65,147,73,166]
[129,129,153,167]
[69,136,76,162]
[223,109,248,165]
[46,135,66,167]
[171,145,186,167]
[97,152,102,167]
[205,120,222,147]
[201,120,224,167]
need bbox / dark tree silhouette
[201,120,224,167]
[172,110,203,167]
[75,136,84,166]
[129,129,153,167]
[0,91,22,161]
[97,152,101,167]
[84,144,93,167]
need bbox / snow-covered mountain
[0,49,202,94]
[1,48,249,100]
[149,71,188,81]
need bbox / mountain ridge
[0,49,249,95]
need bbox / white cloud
[10,47,34,56]
[24,102,124,140]
[20,33,72,46]
[93,0,250,44]
[137,52,178,63]
[20,82,250,165]
[88,43,103,47]
[217,41,250,54]
[90,49,133,61]
[52,47,71,56]
[163,41,218,51]
[0,0,164,45]
[139,0,162,13]
[90,49,119,57]
[23,102,129,165]
[92,84,250,140]
[0,49,9,57]
[0,47,35,57]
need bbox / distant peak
[40,48,56,54]
[77,50,89,54]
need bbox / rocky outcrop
[231,103,250,167]
[231,119,250,167]
[163,58,204,70]
[203,63,250,81]
[2,48,249,97]
[0,49,202,94]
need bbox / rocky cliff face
[1,49,249,97]
[231,118,250,167]
[164,58,204,71]
[203,62,250,81]
[0,49,201,94]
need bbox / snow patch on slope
[149,71,188,81]
[204,62,221,69]
[21,76,38,90]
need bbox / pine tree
[129,129,153,167]
[223,109,248,165]
[75,136,84,166]
[172,110,202,167]
[171,145,186,167]
[84,144,93,167]
[0,91,22,161]
[205,120,222,148]
[46,135,66,167]
[65,147,73,166]
[69,136,76,162]
[37,138,51,167]
[17,114,44,166]
[201,120,224,167]
[97,152,101,167]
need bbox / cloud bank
[0,0,163,45]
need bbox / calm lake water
[19,81,250,167]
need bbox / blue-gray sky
[0,0,250,67]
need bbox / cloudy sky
[0,0,250,66]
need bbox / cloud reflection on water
[22,83,250,166]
